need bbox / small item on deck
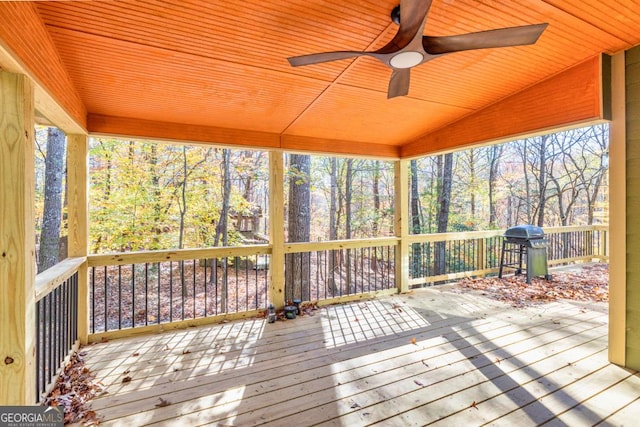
[293,299,302,315]
[284,305,297,319]
[267,304,276,323]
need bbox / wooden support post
[395,160,409,293]
[0,71,36,404]
[477,238,486,278]
[609,51,626,366]
[268,151,285,309]
[67,134,89,344]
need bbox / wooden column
[0,71,36,404]
[268,151,285,309]
[608,51,626,366]
[67,134,89,344]
[395,160,409,293]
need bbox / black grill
[499,225,551,283]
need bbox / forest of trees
[33,124,609,272]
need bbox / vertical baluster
[103,266,108,332]
[132,264,136,328]
[192,259,196,318]
[157,262,161,324]
[169,261,173,323]
[47,293,53,387]
[91,267,95,334]
[204,258,208,317]
[181,260,185,321]
[118,265,122,329]
[254,255,258,310]
[145,263,149,326]
[35,299,41,401]
[235,257,239,312]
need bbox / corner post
[67,134,89,344]
[0,71,36,404]
[395,159,409,293]
[608,51,626,366]
[269,151,285,309]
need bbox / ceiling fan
[287,0,548,98]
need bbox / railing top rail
[407,224,609,244]
[284,237,399,254]
[88,244,272,267]
[407,229,504,243]
[35,257,86,302]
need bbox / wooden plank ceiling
[25,0,640,157]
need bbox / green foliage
[89,139,268,253]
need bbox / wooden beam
[0,3,86,133]
[0,71,36,405]
[401,56,606,158]
[268,152,286,310]
[280,135,400,159]
[89,114,281,149]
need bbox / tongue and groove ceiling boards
[4,0,638,157]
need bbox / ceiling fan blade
[388,68,411,99]
[379,0,433,53]
[422,23,548,55]
[287,51,365,67]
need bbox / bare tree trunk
[536,135,549,227]
[434,153,453,276]
[410,160,422,276]
[488,145,503,228]
[345,159,353,289]
[285,154,311,302]
[38,128,66,273]
[213,149,231,312]
[328,158,339,294]
[469,149,476,218]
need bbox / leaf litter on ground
[456,263,608,308]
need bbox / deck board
[83,285,640,426]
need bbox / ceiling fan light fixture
[389,51,423,69]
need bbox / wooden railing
[31,226,608,354]
[408,225,609,287]
[34,257,85,403]
[87,246,271,338]
[283,238,399,303]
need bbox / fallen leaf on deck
[411,337,417,345]
[132,352,139,357]
[350,402,360,409]
[123,369,130,375]
[470,401,478,410]
[156,397,171,407]
[122,376,132,383]
[414,379,424,387]
[182,349,191,355]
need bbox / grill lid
[504,225,544,239]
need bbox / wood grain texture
[401,56,604,157]
[78,290,639,426]
[268,152,286,309]
[608,52,627,367]
[20,0,639,156]
[0,71,36,405]
[624,46,640,369]
[0,2,86,132]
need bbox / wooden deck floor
[84,285,640,426]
